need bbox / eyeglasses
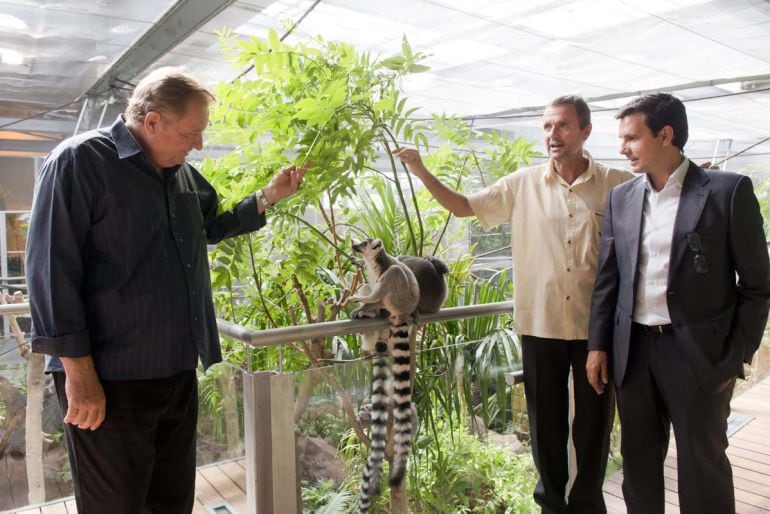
[685,232,708,274]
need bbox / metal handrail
[4,302,516,343]
[216,301,515,348]
[0,302,30,315]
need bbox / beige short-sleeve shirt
[468,152,633,340]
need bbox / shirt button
[193,315,199,321]
[192,289,197,295]
[566,296,571,300]
[569,214,573,218]
[567,268,571,272]
[568,189,573,193]
[187,263,192,269]
[567,240,571,244]
[177,237,183,243]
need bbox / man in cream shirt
[395,95,632,514]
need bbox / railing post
[243,370,298,514]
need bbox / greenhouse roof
[1,0,769,167]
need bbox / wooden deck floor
[6,377,770,514]
[604,375,770,514]
[3,459,248,514]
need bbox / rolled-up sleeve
[27,148,93,358]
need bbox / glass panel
[293,336,534,513]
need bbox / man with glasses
[587,92,770,514]
[26,67,307,513]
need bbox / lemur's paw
[352,307,379,319]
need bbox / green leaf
[408,64,431,73]
[267,27,281,52]
[380,56,406,70]
[401,35,413,61]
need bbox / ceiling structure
[1,0,770,170]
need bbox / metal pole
[97,98,110,128]
[1,212,8,338]
[73,97,90,136]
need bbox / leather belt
[633,322,673,334]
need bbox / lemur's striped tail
[388,321,413,487]
[358,339,389,513]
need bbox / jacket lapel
[668,162,711,284]
[625,178,646,287]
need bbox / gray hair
[125,67,215,124]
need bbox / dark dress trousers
[588,162,770,513]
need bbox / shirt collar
[111,115,144,160]
[110,115,183,175]
[643,155,689,192]
[544,150,596,184]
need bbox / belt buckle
[654,325,663,333]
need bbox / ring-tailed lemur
[349,238,448,512]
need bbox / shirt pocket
[174,190,204,224]
[591,211,604,236]
[582,210,604,266]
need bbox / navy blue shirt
[27,116,265,380]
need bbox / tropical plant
[200,28,539,510]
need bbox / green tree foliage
[198,29,540,510]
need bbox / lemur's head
[351,238,384,259]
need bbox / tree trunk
[2,293,46,503]
[221,366,243,457]
[390,480,409,514]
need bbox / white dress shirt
[633,157,690,325]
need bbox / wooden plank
[198,464,247,514]
[7,454,29,508]
[40,502,68,514]
[603,376,770,513]
[602,487,627,514]
[194,468,226,509]
[0,457,13,511]
[734,424,770,439]
[728,444,770,465]
[663,465,770,509]
[192,498,208,514]
[728,436,770,458]
[217,461,246,493]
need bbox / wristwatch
[256,189,274,210]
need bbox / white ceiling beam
[85,0,238,98]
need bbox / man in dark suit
[586,93,770,514]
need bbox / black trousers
[53,370,198,514]
[521,336,615,514]
[617,325,735,514]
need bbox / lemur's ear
[371,239,382,250]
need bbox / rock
[469,415,487,441]
[486,430,524,455]
[296,436,345,487]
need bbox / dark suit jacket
[588,161,770,390]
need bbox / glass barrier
[292,336,535,513]
[0,332,248,512]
